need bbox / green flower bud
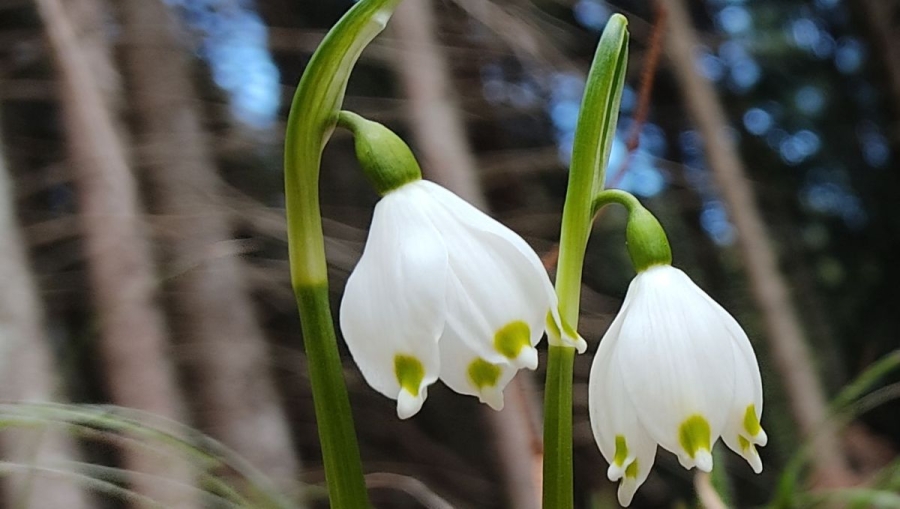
[337,111,421,194]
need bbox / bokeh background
[0,0,897,507]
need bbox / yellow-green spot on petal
[545,312,561,339]
[625,459,638,479]
[546,311,578,340]
[560,315,578,339]
[494,320,531,360]
[394,355,424,396]
[467,358,502,389]
[678,414,711,459]
[738,435,751,451]
[743,404,762,436]
[613,435,629,466]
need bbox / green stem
[591,188,641,216]
[284,1,403,507]
[831,350,900,411]
[593,189,672,271]
[295,285,369,508]
[543,346,576,509]
[543,15,628,509]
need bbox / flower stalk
[284,0,403,507]
[592,189,672,272]
[544,14,629,509]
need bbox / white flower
[340,179,585,419]
[588,264,766,507]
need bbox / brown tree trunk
[0,109,91,509]
[119,0,302,493]
[390,2,543,507]
[389,0,486,209]
[664,0,853,487]
[857,1,900,138]
[33,0,198,506]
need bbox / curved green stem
[593,189,672,272]
[284,1,402,507]
[592,188,641,216]
[285,0,402,286]
[543,14,628,509]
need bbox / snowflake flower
[589,264,766,506]
[341,180,585,419]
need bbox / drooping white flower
[340,179,585,419]
[588,264,766,506]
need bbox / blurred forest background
[0,0,897,507]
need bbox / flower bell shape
[588,264,767,506]
[334,112,586,419]
[341,179,585,419]
[583,192,765,507]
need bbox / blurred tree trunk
[390,2,543,507]
[857,1,900,138]
[664,0,853,487]
[0,110,90,509]
[120,0,302,493]
[33,0,198,506]
[389,0,486,209]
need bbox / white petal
[339,185,448,418]
[413,181,552,366]
[418,180,588,352]
[721,337,766,472]
[614,266,736,468]
[694,280,765,418]
[437,328,519,410]
[418,180,547,266]
[589,311,656,506]
[397,385,429,420]
[724,312,766,446]
[686,273,767,471]
[723,432,763,474]
[547,305,588,353]
[589,298,638,476]
[616,445,656,508]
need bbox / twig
[694,472,727,509]
[608,3,667,189]
[366,473,456,509]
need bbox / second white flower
[589,264,766,506]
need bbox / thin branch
[608,3,667,189]
[366,473,456,509]
[694,472,727,509]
